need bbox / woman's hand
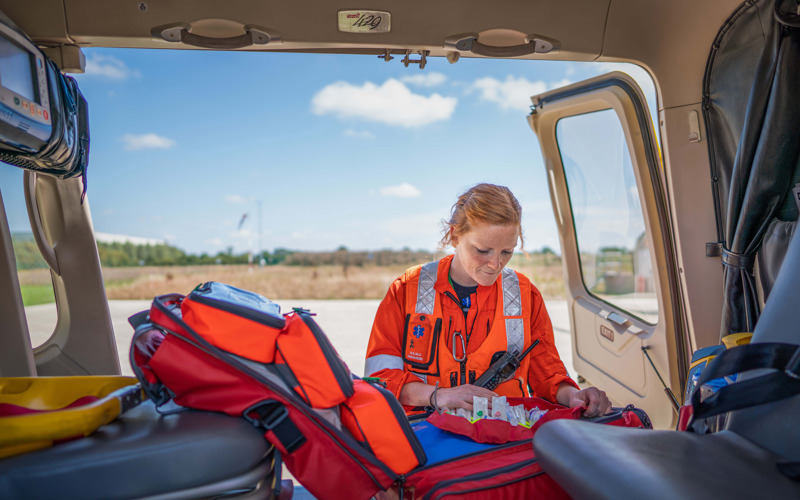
[435,384,498,411]
[557,383,612,417]
[400,381,497,410]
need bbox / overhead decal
[338,10,391,33]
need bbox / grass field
[17,253,565,304]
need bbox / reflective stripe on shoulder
[416,260,438,315]
[502,268,524,353]
[364,354,404,376]
[502,267,522,317]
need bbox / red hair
[440,183,524,249]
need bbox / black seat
[0,400,273,499]
[532,221,800,499]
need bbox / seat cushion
[0,400,271,500]
[533,420,800,500]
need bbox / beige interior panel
[603,0,741,109]
[571,297,646,395]
[0,0,71,45]
[658,105,724,352]
[60,0,608,60]
[27,174,120,376]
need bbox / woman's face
[450,223,519,287]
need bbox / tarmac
[25,298,575,378]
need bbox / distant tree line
[11,235,433,269]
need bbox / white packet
[491,396,508,421]
[512,405,528,426]
[528,407,549,424]
[507,406,520,426]
[473,396,489,420]
[456,408,469,419]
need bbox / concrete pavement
[24,299,575,378]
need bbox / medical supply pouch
[426,397,651,445]
[402,312,442,374]
[340,379,426,474]
[393,399,651,499]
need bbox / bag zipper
[297,311,355,398]
[189,283,285,329]
[404,439,530,477]
[421,457,541,500]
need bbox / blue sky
[0,49,656,255]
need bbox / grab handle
[23,171,60,275]
[154,23,280,49]
[444,32,559,57]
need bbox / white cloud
[84,55,140,80]
[311,79,457,127]
[121,133,176,151]
[380,183,422,198]
[225,194,246,204]
[206,238,224,246]
[343,129,375,140]
[400,72,447,87]
[470,75,572,111]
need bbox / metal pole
[257,200,263,264]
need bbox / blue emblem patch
[413,325,425,338]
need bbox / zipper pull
[292,307,316,316]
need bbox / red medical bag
[131,282,652,500]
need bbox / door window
[555,109,659,324]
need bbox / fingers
[581,387,612,417]
[437,385,498,411]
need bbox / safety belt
[689,342,800,430]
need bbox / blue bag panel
[412,421,498,465]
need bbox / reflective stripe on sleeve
[415,261,438,315]
[412,373,428,384]
[364,354,404,376]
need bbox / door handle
[154,23,280,49]
[603,310,630,328]
[444,33,559,57]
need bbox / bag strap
[244,400,307,454]
[689,342,800,430]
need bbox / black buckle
[245,401,306,453]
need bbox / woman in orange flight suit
[365,183,611,416]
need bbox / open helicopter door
[528,72,684,429]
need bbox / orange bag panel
[180,282,285,363]
[277,312,354,408]
[340,380,426,474]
